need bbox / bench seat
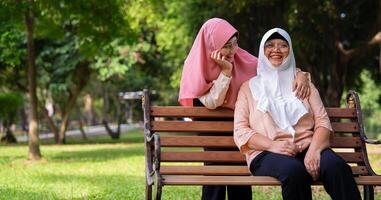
[161,175,381,186]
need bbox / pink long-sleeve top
[234,81,332,167]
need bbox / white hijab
[249,28,307,136]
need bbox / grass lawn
[0,129,380,199]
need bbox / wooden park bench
[141,89,381,200]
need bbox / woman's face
[219,36,238,63]
[264,39,289,66]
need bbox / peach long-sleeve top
[234,81,332,167]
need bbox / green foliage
[0,1,25,23]
[92,39,137,81]
[0,27,25,68]
[341,69,381,138]
[37,34,84,90]
[357,70,381,137]
[0,93,23,124]
[34,0,132,56]
[0,24,27,90]
[34,33,88,113]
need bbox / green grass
[0,129,380,199]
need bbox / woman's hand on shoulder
[293,71,310,99]
[211,50,233,77]
[268,140,298,157]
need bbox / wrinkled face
[219,36,238,63]
[264,39,289,66]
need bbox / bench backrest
[142,90,376,177]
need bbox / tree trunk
[25,0,41,160]
[57,62,91,144]
[1,121,17,143]
[1,130,17,143]
[84,94,96,125]
[102,84,120,139]
[41,106,59,142]
[57,91,79,144]
[76,106,87,140]
[325,81,344,107]
[57,113,69,144]
[102,119,120,139]
[19,108,28,133]
[78,118,88,140]
[112,94,123,132]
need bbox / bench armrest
[364,138,381,144]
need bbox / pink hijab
[178,18,258,109]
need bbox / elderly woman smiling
[233,28,361,200]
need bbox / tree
[24,0,42,160]
[288,0,381,106]
[2,0,135,145]
[34,0,132,144]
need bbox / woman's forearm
[247,133,273,151]
[198,72,231,109]
[308,127,331,153]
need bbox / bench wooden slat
[160,165,368,176]
[326,108,357,118]
[161,151,245,163]
[163,175,280,185]
[161,166,250,175]
[151,106,356,118]
[152,121,359,133]
[152,121,232,132]
[161,136,234,147]
[162,175,381,186]
[161,136,362,148]
[332,122,359,132]
[151,106,233,118]
[333,152,363,163]
[331,136,362,148]
[161,151,363,163]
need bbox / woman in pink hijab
[178,18,310,200]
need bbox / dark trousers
[202,184,252,200]
[250,148,361,200]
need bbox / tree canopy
[1,0,381,157]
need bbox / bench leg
[145,166,154,200]
[364,185,374,200]
[154,183,162,200]
[146,183,153,200]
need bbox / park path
[16,123,142,142]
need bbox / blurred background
[1,1,381,199]
[1,0,381,149]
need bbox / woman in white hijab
[233,28,361,200]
